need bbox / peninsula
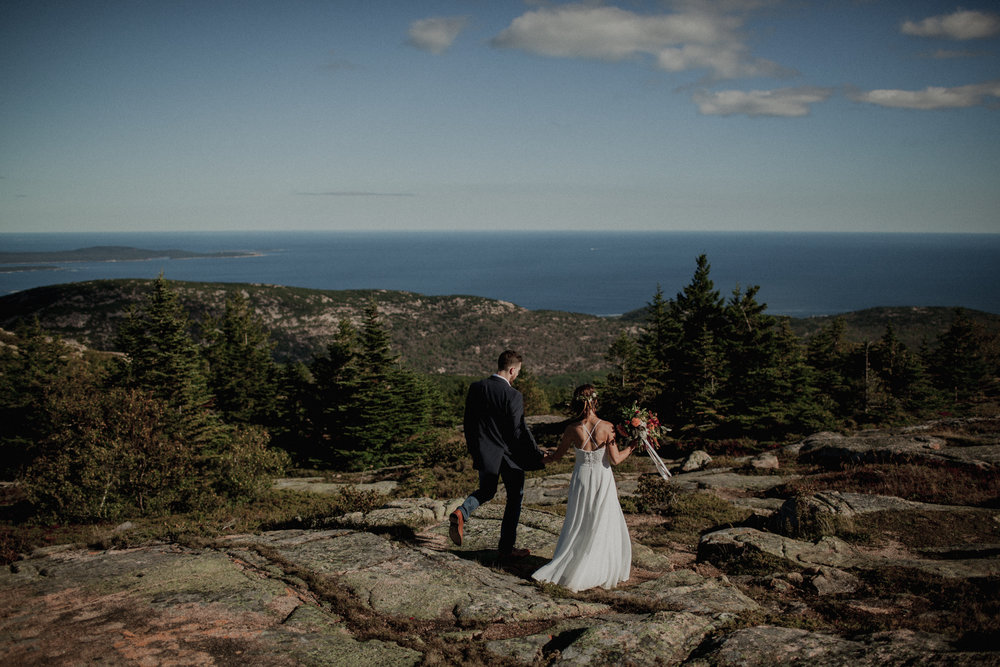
[0,245,258,265]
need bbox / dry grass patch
[814,567,1000,646]
[773,462,1000,508]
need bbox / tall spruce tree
[663,254,727,431]
[0,320,76,478]
[806,317,853,419]
[771,318,836,434]
[929,309,991,404]
[310,302,440,469]
[203,291,279,426]
[721,285,780,434]
[868,324,936,420]
[115,274,212,419]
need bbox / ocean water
[1,231,998,317]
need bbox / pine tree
[721,284,779,434]
[0,320,77,478]
[929,309,991,404]
[771,319,836,434]
[309,302,442,469]
[664,254,727,431]
[633,286,674,408]
[806,317,853,419]
[115,274,211,417]
[868,324,936,420]
[203,291,279,426]
[111,276,283,503]
[309,318,361,461]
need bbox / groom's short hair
[497,349,523,371]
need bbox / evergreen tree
[270,360,315,461]
[111,276,283,502]
[719,285,833,436]
[115,274,212,418]
[868,324,936,420]
[601,331,644,419]
[663,254,727,431]
[928,309,991,404]
[806,317,853,419]
[203,291,279,426]
[0,320,78,478]
[633,286,673,407]
[309,302,442,469]
[721,285,775,426]
[770,319,836,434]
[309,318,361,460]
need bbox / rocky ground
[2,420,999,665]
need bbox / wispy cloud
[902,10,1000,40]
[693,86,833,117]
[296,191,416,198]
[848,80,1000,110]
[407,16,469,55]
[491,3,789,81]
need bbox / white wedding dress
[532,423,631,592]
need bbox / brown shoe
[499,547,530,559]
[449,510,464,546]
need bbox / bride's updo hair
[571,384,598,419]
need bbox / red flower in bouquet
[618,403,667,446]
[618,402,673,480]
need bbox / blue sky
[1,0,998,234]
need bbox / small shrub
[213,425,290,503]
[337,485,385,514]
[618,495,639,514]
[634,474,676,514]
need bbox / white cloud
[849,81,1000,110]
[407,16,469,55]
[693,87,833,117]
[491,3,787,80]
[901,10,1000,40]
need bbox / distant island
[0,245,258,266]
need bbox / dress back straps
[581,422,601,451]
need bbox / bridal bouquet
[617,403,672,480]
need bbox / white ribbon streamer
[641,436,672,480]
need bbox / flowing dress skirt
[532,447,631,592]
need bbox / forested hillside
[2,279,998,377]
[0,280,628,376]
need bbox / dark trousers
[458,458,525,555]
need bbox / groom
[450,349,545,559]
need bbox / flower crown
[577,390,598,403]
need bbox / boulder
[795,431,997,469]
[682,450,713,472]
[334,497,454,533]
[750,452,780,470]
[697,527,860,572]
[770,491,975,538]
[807,566,861,596]
[671,469,795,494]
[623,569,760,614]
[555,611,716,666]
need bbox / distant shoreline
[0,246,260,266]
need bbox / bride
[532,384,636,592]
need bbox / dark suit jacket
[464,375,544,474]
